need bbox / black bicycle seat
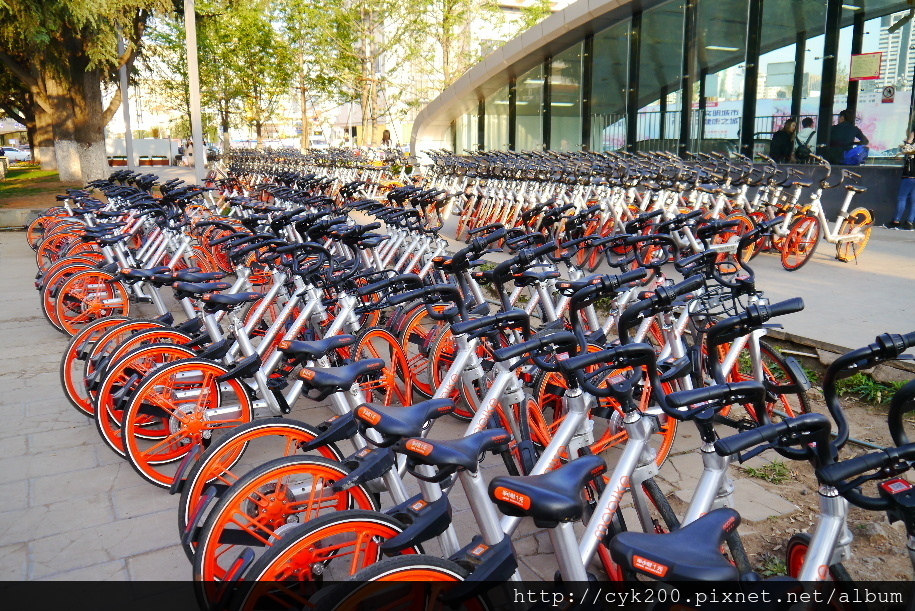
[200,291,262,311]
[610,507,741,581]
[488,454,606,528]
[298,359,385,392]
[279,335,356,360]
[353,398,455,442]
[395,429,511,473]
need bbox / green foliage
[517,0,553,32]
[835,372,904,404]
[743,460,793,484]
[755,552,787,577]
[0,167,72,200]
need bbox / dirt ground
[725,391,915,581]
[0,190,74,209]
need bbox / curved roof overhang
[411,0,914,153]
[410,0,662,152]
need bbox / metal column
[816,0,843,151]
[626,13,642,152]
[739,0,764,157]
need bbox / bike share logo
[494,486,531,510]
[594,475,630,541]
[405,439,433,456]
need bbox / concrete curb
[0,208,45,229]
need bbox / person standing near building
[827,109,868,165]
[769,119,797,163]
[381,129,392,148]
[886,131,915,230]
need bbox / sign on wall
[849,52,883,81]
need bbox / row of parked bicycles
[424,149,874,273]
[26,149,914,609]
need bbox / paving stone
[0,443,97,484]
[731,479,798,522]
[28,425,96,452]
[126,545,189,581]
[112,484,179,520]
[0,493,115,545]
[0,480,28,513]
[30,461,145,506]
[517,552,556,581]
[36,560,128,581]
[0,434,27,456]
[0,542,28,579]
[28,509,178,579]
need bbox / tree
[0,0,166,180]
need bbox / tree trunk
[44,72,81,181]
[220,106,230,154]
[300,78,310,151]
[33,96,56,170]
[72,67,110,182]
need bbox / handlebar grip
[451,309,529,336]
[715,422,791,457]
[818,450,898,486]
[356,273,423,298]
[492,331,577,362]
[561,343,656,372]
[765,297,805,319]
[666,381,765,410]
[467,223,504,237]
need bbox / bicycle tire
[781,215,821,271]
[54,269,131,336]
[121,357,254,488]
[353,326,413,407]
[191,453,378,572]
[395,303,450,399]
[835,207,873,263]
[59,316,132,415]
[94,342,196,458]
[177,419,343,560]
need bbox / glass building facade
[451,0,915,162]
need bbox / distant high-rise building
[878,12,914,90]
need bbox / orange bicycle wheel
[54,270,130,336]
[353,327,412,407]
[835,207,873,262]
[177,419,343,559]
[397,304,449,399]
[94,342,196,457]
[59,316,132,415]
[780,215,821,271]
[192,459,378,590]
[40,261,96,331]
[121,358,253,488]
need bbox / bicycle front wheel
[781,215,821,271]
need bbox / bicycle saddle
[353,398,455,443]
[609,507,741,581]
[172,281,233,299]
[512,269,560,287]
[298,359,385,392]
[488,454,606,528]
[279,335,356,360]
[395,429,511,474]
[200,291,262,311]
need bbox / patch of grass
[835,372,904,404]
[755,552,787,577]
[744,460,793,484]
[802,364,822,386]
[0,166,68,200]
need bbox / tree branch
[0,102,27,125]
[101,87,122,127]
[0,50,39,92]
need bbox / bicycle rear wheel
[835,207,873,262]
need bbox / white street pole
[184,0,205,184]
[118,34,135,169]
